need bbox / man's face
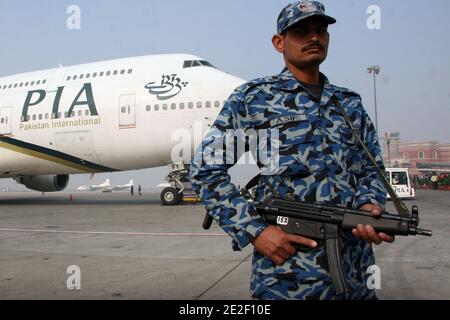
[273,16,330,69]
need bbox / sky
[0,0,449,190]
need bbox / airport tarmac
[0,189,448,300]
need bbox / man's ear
[272,34,285,53]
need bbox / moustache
[303,43,325,52]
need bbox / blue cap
[277,1,336,34]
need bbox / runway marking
[0,228,227,237]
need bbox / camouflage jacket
[190,68,386,300]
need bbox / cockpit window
[183,60,216,69]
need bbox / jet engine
[14,175,70,192]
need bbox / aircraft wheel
[161,187,182,206]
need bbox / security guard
[191,1,394,300]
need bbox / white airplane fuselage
[0,54,245,180]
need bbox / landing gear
[159,162,201,206]
[160,187,182,206]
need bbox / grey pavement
[0,190,448,300]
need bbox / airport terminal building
[382,132,450,175]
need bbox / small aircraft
[77,179,134,193]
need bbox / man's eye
[294,29,309,35]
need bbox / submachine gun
[201,98,432,295]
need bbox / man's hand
[252,225,317,266]
[352,204,395,245]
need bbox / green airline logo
[21,83,99,122]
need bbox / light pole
[384,132,391,168]
[367,65,380,134]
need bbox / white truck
[384,168,416,200]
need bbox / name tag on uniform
[270,114,307,127]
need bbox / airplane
[77,178,112,192]
[0,54,245,204]
[77,179,134,193]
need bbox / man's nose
[309,30,321,41]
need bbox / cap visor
[282,13,337,33]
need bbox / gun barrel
[415,229,433,237]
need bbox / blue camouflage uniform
[190,0,387,300]
[190,67,387,300]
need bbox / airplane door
[0,107,13,135]
[119,94,136,129]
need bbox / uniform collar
[276,67,336,105]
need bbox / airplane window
[78,110,83,117]
[39,114,43,120]
[42,80,47,84]
[154,104,159,111]
[197,102,202,109]
[65,112,69,117]
[146,105,151,112]
[120,70,125,75]
[128,69,132,74]
[86,74,91,79]
[183,60,216,69]
[200,60,216,68]
[85,110,89,116]
[214,101,220,108]
[121,107,126,113]
[73,75,78,80]
[8,84,12,88]
[14,84,18,88]
[67,76,71,81]
[33,115,37,121]
[71,111,75,117]
[106,71,111,76]
[188,102,194,109]
[80,74,84,79]
[1,118,4,124]
[113,70,118,76]
[31,81,35,86]
[58,112,62,118]
[93,73,97,78]
[205,101,211,109]
[180,103,185,110]
[19,83,23,87]
[99,72,104,77]
[37,80,41,85]
[162,104,168,110]
[45,113,49,119]
[171,103,177,110]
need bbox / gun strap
[332,97,410,216]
